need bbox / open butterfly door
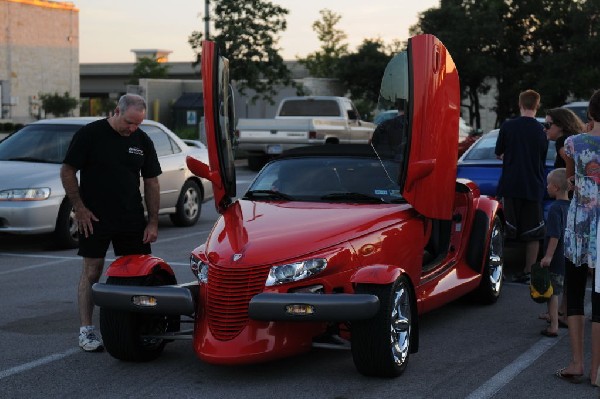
[401,34,460,220]
[192,40,237,214]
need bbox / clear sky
[77,0,440,63]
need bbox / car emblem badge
[233,254,243,262]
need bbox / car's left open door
[187,40,236,214]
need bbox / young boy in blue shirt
[539,168,570,337]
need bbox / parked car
[182,139,207,149]
[92,36,504,378]
[457,129,556,214]
[0,117,213,249]
[236,96,376,171]
[562,101,589,123]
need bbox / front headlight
[0,188,50,201]
[190,254,209,283]
[266,258,327,286]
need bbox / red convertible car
[92,35,504,378]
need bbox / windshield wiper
[6,157,56,163]
[243,190,295,201]
[320,192,386,203]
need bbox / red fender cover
[105,254,174,277]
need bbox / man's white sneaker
[79,329,104,352]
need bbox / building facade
[0,0,79,123]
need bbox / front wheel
[100,273,178,362]
[53,198,78,249]
[351,275,414,377]
[169,180,201,227]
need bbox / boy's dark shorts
[501,197,546,241]
[78,227,151,258]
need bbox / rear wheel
[473,216,504,304]
[53,198,78,249]
[169,180,201,227]
[351,275,413,377]
[100,272,178,362]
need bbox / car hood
[0,161,64,192]
[204,200,412,267]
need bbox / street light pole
[204,0,210,40]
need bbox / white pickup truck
[236,96,376,170]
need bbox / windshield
[246,154,403,204]
[0,124,79,163]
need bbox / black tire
[100,273,177,362]
[247,155,267,171]
[53,198,78,249]
[169,180,201,227]
[351,275,413,377]
[472,216,504,304]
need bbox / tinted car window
[0,124,79,163]
[278,99,341,117]
[463,130,556,163]
[143,125,182,157]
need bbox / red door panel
[402,34,460,220]
[200,40,237,214]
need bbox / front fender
[351,265,405,285]
[105,254,175,278]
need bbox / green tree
[40,92,78,117]
[411,0,600,127]
[412,0,502,129]
[298,9,349,77]
[189,0,295,103]
[336,39,393,118]
[129,57,170,85]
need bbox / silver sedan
[0,117,212,249]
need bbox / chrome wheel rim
[488,220,504,295]
[182,187,199,220]
[68,208,78,241]
[390,281,411,366]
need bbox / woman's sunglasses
[542,121,555,129]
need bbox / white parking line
[0,252,190,268]
[466,295,592,398]
[0,257,73,275]
[0,348,79,380]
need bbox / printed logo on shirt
[129,147,144,156]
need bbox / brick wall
[0,0,79,123]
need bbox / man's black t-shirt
[495,116,548,201]
[63,119,162,231]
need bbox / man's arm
[142,176,160,243]
[60,164,98,237]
